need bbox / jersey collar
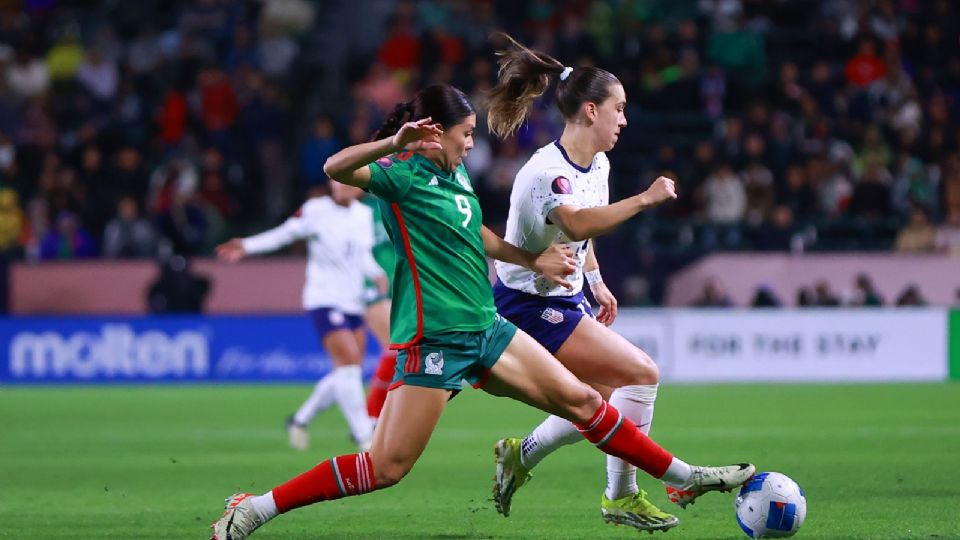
[553,140,593,173]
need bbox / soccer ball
[734,472,806,538]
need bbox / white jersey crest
[242,196,384,313]
[495,141,610,296]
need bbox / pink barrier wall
[11,258,501,315]
[12,258,307,314]
[666,253,960,307]
[19,254,954,313]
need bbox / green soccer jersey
[367,151,496,347]
[360,193,397,282]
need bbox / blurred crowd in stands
[689,273,949,308]
[0,0,313,263]
[0,0,957,306]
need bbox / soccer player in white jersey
[216,181,386,452]
[485,34,688,532]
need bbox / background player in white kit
[216,181,386,452]
[485,35,685,532]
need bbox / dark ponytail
[373,85,474,142]
[372,101,415,141]
[486,32,621,139]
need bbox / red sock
[575,401,674,478]
[272,452,375,513]
[366,352,396,419]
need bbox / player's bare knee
[330,351,363,367]
[369,451,414,488]
[557,382,602,423]
[372,459,411,488]
[615,349,659,386]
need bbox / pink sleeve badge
[551,176,572,195]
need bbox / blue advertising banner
[0,316,383,384]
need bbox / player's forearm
[324,137,398,185]
[562,194,653,241]
[241,225,298,255]
[481,226,536,269]
[583,239,599,272]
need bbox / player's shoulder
[527,141,566,168]
[520,143,573,182]
[293,195,329,218]
[372,151,419,174]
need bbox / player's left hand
[393,117,444,152]
[591,281,618,325]
[216,238,246,262]
[533,244,577,290]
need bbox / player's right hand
[216,238,246,262]
[392,117,444,151]
[642,176,678,205]
[534,244,577,290]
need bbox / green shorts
[391,315,518,391]
[363,279,391,307]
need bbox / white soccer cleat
[286,417,309,451]
[666,463,756,509]
[210,493,264,540]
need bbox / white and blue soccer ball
[734,472,806,538]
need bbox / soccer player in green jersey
[210,85,754,540]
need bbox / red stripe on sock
[576,402,674,479]
[580,401,607,432]
[361,452,374,491]
[272,453,376,513]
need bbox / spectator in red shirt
[157,86,188,145]
[845,39,887,87]
[199,66,238,131]
[377,15,420,72]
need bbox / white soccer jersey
[495,141,610,296]
[242,196,384,314]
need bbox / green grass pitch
[2,383,958,539]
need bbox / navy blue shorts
[308,307,364,341]
[492,279,594,354]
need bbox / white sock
[250,491,278,522]
[331,365,374,445]
[605,384,658,499]
[661,457,694,488]
[519,414,582,469]
[292,374,338,426]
